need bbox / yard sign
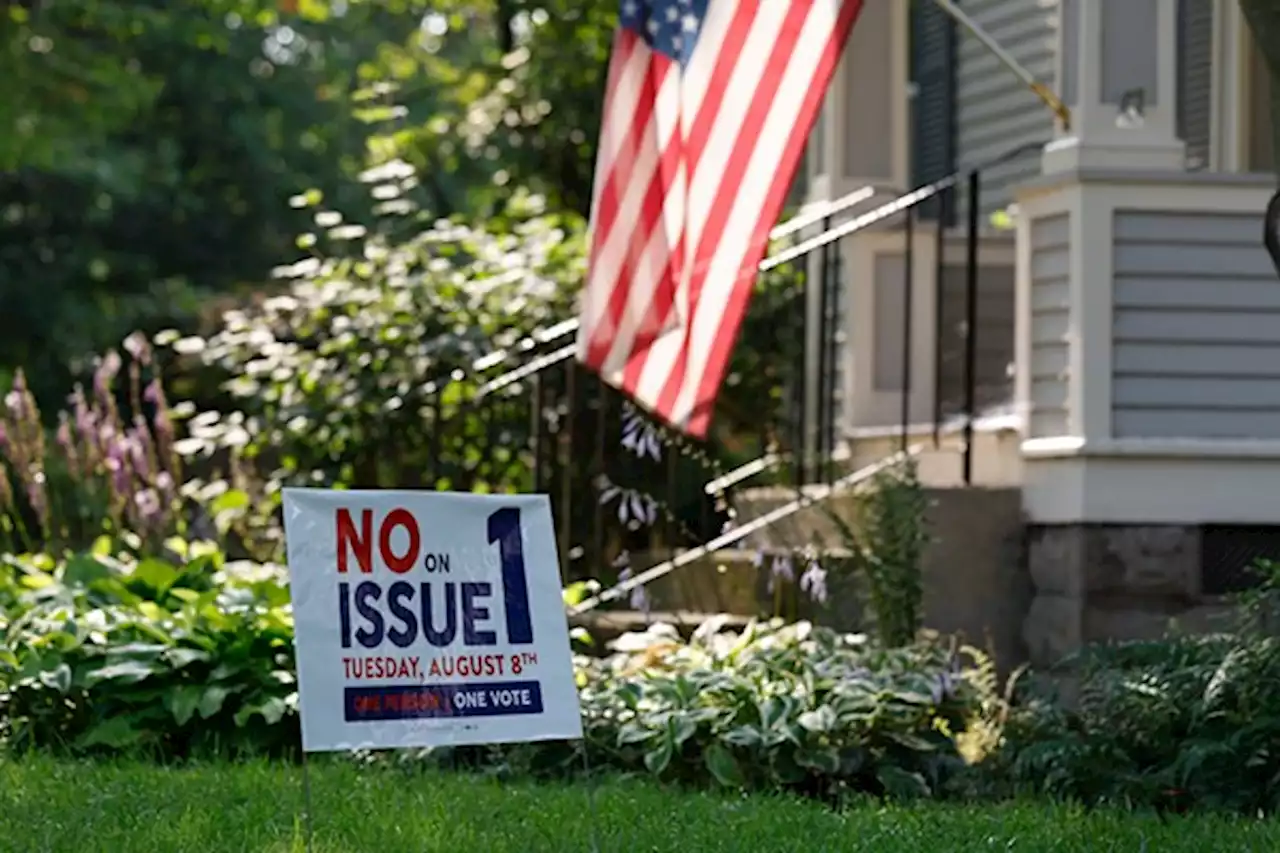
[282,489,582,752]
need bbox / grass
[2,755,1280,852]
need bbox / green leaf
[166,686,203,726]
[86,660,156,685]
[875,765,931,800]
[132,558,181,594]
[798,705,837,734]
[39,663,73,693]
[163,648,210,669]
[668,713,697,748]
[616,722,653,746]
[722,725,763,749]
[796,746,841,775]
[198,685,231,718]
[77,716,145,749]
[884,730,940,752]
[758,696,789,729]
[643,740,673,776]
[235,696,289,727]
[770,749,807,785]
[210,488,251,515]
[62,554,114,587]
[561,580,600,607]
[704,743,746,788]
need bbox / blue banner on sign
[343,680,544,722]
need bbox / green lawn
[2,756,1279,852]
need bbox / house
[774,0,1280,665]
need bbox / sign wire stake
[300,751,316,853]
[579,737,604,853]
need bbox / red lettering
[379,508,420,574]
[336,509,373,573]
[337,507,425,574]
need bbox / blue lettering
[353,581,384,648]
[338,581,352,649]
[421,582,457,646]
[385,581,417,648]
[461,582,496,645]
[486,507,534,645]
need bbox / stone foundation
[1023,524,1235,666]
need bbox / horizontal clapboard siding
[955,0,1057,219]
[1029,214,1070,437]
[1111,210,1280,439]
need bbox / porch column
[1044,0,1185,173]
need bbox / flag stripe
[632,2,792,406]
[686,0,864,435]
[586,31,638,232]
[580,35,660,350]
[578,0,863,438]
[682,0,761,177]
[616,1,761,392]
[650,0,815,421]
[581,59,678,361]
[584,60,681,369]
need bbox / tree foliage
[3,0,615,403]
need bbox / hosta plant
[0,543,297,756]
[423,619,1007,802]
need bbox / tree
[358,0,617,217]
[0,0,408,405]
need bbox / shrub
[160,161,806,570]
[987,632,1280,814]
[978,560,1280,814]
[0,544,296,756]
[1,546,999,803]
[430,620,1005,802]
[160,185,583,562]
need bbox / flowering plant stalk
[0,333,185,555]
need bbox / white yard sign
[282,489,583,753]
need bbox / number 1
[487,507,534,645]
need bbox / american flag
[576,0,864,438]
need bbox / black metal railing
[419,140,1045,610]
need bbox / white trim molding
[1211,0,1245,172]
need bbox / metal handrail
[453,137,1050,512]
[431,137,1049,408]
[470,138,1047,394]
[570,446,924,615]
[424,182,884,396]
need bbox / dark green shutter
[1177,0,1214,170]
[911,0,957,222]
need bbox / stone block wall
[1023,525,1236,667]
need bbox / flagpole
[929,0,1072,131]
